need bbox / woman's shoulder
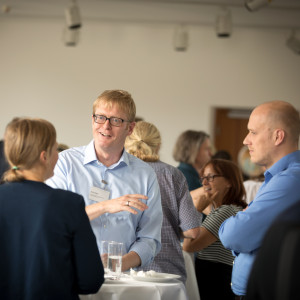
[47,184,84,202]
[0,181,85,210]
[217,204,243,214]
[211,204,242,216]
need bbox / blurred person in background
[238,145,265,204]
[212,150,232,161]
[125,121,201,283]
[173,130,213,222]
[173,130,212,191]
[57,142,69,152]
[183,159,247,300]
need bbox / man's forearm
[121,251,141,272]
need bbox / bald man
[219,100,300,298]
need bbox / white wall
[1,4,300,166]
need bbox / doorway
[213,108,253,164]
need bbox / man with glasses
[47,90,162,272]
[219,100,300,299]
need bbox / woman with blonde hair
[0,117,104,299]
[125,121,201,283]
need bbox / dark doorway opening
[213,108,253,164]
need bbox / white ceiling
[2,0,300,9]
[111,0,300,8]
[1,0,300,29]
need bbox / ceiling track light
[65,0,82,30]
[286,30,300,55]
[173,25,189,52]
[245,0,272,12]
[1,4,11,13]
[64,27,80,46]
[216,7,232,38]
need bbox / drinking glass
[108,241,123,280]
[100,240,109,274]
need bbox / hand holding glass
[108,241,123,280]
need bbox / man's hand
[86,194,148,220]
[105,194,148,215]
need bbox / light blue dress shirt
[47,140,163,267]
[219,150,300,296]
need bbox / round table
[80,276,187,300]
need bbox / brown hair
[93,90,136,122]
[173,130,210,165]
[200,159,247,208]
[125,121,161,162]
[3,118,56,182]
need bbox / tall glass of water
[108,241,123,280]
[100,240,109,274]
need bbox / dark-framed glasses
[93,114,130,127]
[200,174,224,182]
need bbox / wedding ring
[126,201,130,206]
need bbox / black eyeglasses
[200,174,224,182]
[93,114,131,127]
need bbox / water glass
[100,240,109,274]
[108,241,123,280]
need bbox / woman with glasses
[183,159,247,300]
[0,118,104,299]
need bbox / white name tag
[89,186,110,202]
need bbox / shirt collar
[264,150,300,183]
[83,140,129,169]
[83,140,98,165]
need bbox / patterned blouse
[196,205,243,266]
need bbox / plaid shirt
[141,160,201,283]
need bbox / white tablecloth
[80,277,187,300]
[183,250,200,300]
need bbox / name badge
[89,186,110,202]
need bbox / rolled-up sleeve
[129,174,163,267]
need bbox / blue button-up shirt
[219,150,300,296]
[47,140,163,267]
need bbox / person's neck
[21,168,45,182]
[213,195,223,208]
[266,146,298,169]
[192,164,202,177]
[95,147,123,167]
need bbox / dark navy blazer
[0,180,104,300]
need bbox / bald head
[253,101,300,146]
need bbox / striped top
[196,204,243,266]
